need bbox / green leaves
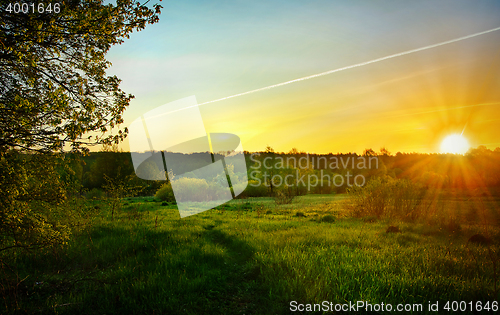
[0,0,161,262]
[0,0,162,154]
[0,152,70,254]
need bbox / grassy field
[3,194,500,314]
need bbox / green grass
[3,194,500,314]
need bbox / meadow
[3,193,500,314]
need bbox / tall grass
[2,194,499,314]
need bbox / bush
[386,225,401,233]
[347,177,424,220]
[362,216,377,223]
[170,177,210,202]
[207,181,230,200]
[275,186,295,205]
[0,152,70,257]
[347,177,390,218]
[156,178,231,203]
[241,180,269,198]
[319,215,336,223]
[390,179,424,220]
[155,182,175,202]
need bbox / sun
[440,134,470,154]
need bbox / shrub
[390,179,424,220]
[275,186,295,205]
[166,177,229,202]
[363,216,377,223]
[347,177,390,218]
[155,182,175,202]
[170,177,210,202]
[0,152,70,257]
[241,180,269,197]
[386,225,401,233]
[319,215,336,223]
[347,177,424,220]
[468,234,491,245]
[207,181,229,200]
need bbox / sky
[106,0,500,155]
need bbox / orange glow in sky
[107,1,500,155]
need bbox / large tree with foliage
[0,0,161,256]
[0,0,161,153]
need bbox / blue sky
[106,0,500,154]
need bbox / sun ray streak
[461,122,468,136]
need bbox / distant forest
[57,145,500,198]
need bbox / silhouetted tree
[363,148,377,157]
